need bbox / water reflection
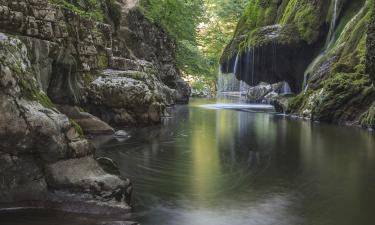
[87,99,375,225]
[93,98,375,225]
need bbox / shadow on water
[2,98,375,225]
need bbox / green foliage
[200,0,249,75]
[176,40,211,77]
[50,0,104,21]
[140,0,247,80]
[140,0,209,78]
[140,0,204,42]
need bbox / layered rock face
[0,34,132,210]
[0,0,188,126]
[222,0,375,127]
[0,0,188,211]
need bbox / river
[2,98,375,225]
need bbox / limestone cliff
[0,0,188,212]
[222,0,375,128]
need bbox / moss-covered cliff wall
[222,0,375,128]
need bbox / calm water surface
[2,98,375,225]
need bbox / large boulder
[86,69,175,125]
[46,157,132,207]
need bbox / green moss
[69,119,84,137]
[19,79,55,109]
[97,53,109,69]
[81,72,97,86]
[311,72,372,121]
[295,4,320,44]
[287,92,309,113]
[49,0,104,21]
[360,102,375,127]
[279,0,298,24]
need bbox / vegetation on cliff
[221,0,375,127]
[140,0,248,92]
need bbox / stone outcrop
[86,69,175,125]
[0,0,189,125]
[0,33,132,210]
[0,0,188,213]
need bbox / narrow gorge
[1,0,375,225]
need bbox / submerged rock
[114,130,129,138]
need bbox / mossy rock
[312,72,372,122]
[360,102,375,128]
[69,119,84,137]
[19,77,56,109]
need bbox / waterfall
[326,0,339,47]
[303,0,339,92]
[252,47,255,86]
[217,67,240,93]
[281,81,293,96]
[233,53,240,76]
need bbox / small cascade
[280,81,293,96]
[233,53,240,76]
[303,0,339,91]
[326,0,339,47]
[252,47,255,86]
[217,69,240,93]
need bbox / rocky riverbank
[0,0,189,216]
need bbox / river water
[2,98,375,225]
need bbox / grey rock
[114,130,128,138]
[46,157,132,205]
[97,157,121,176]
[58,105,115,135]
[0,154,48,203]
